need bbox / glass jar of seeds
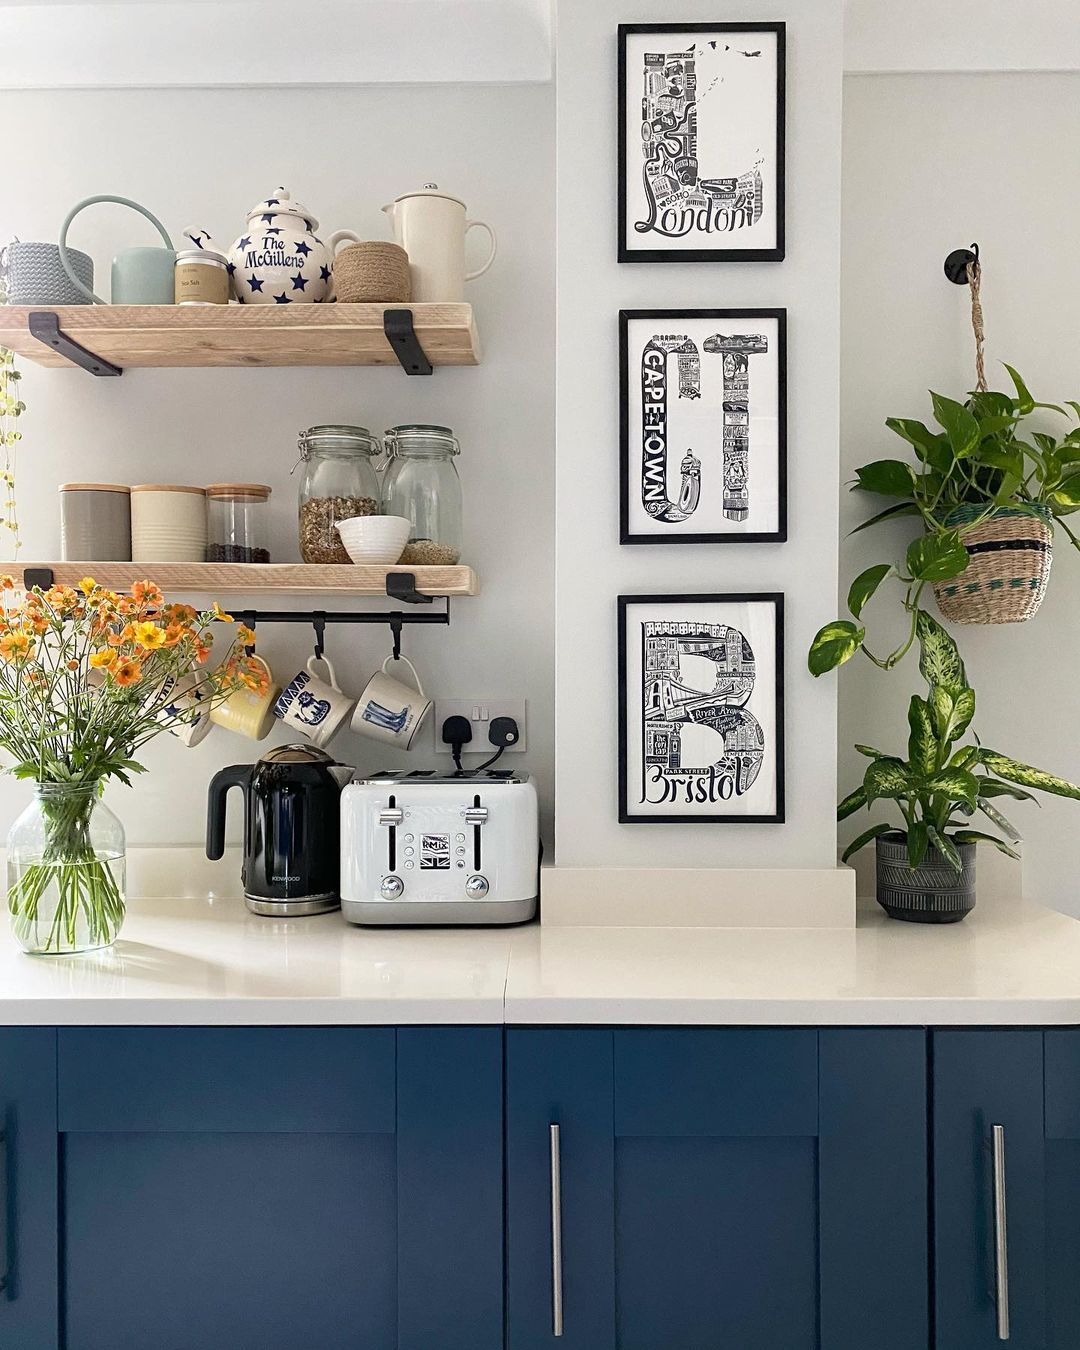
[296,425,382,564]
[381,424,463,566]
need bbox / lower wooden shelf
[18,562,479,598]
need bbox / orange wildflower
[162,622,186,647]
[131,581,164,607]
[0,574,15,589]
[194,639,212,665]
[0,631,33,662]
[112,659,143,687]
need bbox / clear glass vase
[6,782,127,955]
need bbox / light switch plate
[434,699,528,754]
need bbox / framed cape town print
[618,22,786,262]
[618,593,784,824]
[620,309,787,544]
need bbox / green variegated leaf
[847,564,892,619]
[932,685,975,744]
[979,751,1080,801]
[854,744,892,759]
[977,778,1038,804]
[917,610,967,690]
[952,830,1021,860]
[852,459,918,497]
[808,620,865,676]
[850,502,922,535]
[926,768,979,805]
[864,759,912,803]
[927,826,963,872]
[907,820,929,869]
[950,745,980,770]
[837,785,868,821]
[906,532,970,583]
[977,798,1021,842]
[1003,363,1035,414]
[907,696,937,776]
[840,823,895,864]
[931,392,981,458]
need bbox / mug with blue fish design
[273,654,355,748]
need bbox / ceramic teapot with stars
[185,187,360,305]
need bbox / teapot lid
[386,182,466,210]
[246,187,319,231]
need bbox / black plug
[442,714,472,775]
[488,716,520,749]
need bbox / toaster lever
[463,806,488,826]
[379,807,405,827]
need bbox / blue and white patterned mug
[349,654,431,749]
[273,654,355,748]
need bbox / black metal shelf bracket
[383,308,434,377]
[385,571,434,605]
[944,242,980,285]
[28,311,123,377]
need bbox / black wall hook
[242,610,256,657]
[944,242,980,285]
[312,612,326,660]
[389,613,403,662]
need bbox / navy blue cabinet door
[934,1030,1046,1350]
[57,1026,503,1350]
[0,1029,59,1350]
[506,1028,928,1350]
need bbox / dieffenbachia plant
[839,612,1080,870]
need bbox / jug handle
[59,195,176,305]
[464,219,497,282]
[206,764,252,861]
[325,229,362,258]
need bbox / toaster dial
[380,875,405,900]
[464,874,490,899]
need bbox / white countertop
[2,890,1080,1026]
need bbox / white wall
[841,72,1080,914]
[554,0,844,869]
[0,81,555,846]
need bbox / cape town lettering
[640,332,768,524]
[636,47,764,242]
[639,619,764,807]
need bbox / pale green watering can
[59,195,176,305]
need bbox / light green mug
[59,195,176,305]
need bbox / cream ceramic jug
[382,184,496,303]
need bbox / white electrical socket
[434,699,528,754]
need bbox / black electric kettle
[206,744,354,916]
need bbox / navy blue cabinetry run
[506,1028,929,1350]
[2,1026,503,1350]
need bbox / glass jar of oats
[380,424,463,566]
[296,425,382,564]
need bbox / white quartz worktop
[1,890,1080,1025]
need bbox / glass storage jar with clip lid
[296,425,382,565]
[380,424,463,566]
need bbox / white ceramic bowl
[335,514,411,565]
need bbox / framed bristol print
[618,593,784,823]
[620,308,786,544]
[618,22,786,262]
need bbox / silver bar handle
[550,1122,564,1337]
[991,1123,1010,1341]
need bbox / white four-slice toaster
[340,770,539,925]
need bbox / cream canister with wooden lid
[60,483,131,561]
[131,484,207,562]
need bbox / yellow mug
[209,655,280,741]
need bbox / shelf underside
[0,303,480,369]
[18,562,479,598]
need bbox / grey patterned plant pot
[875,831,976,924]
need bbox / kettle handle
[206,764,252,861]
[59,195,176,305]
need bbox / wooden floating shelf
[0,303,480,370]
[19,562,479,598]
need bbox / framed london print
[618,22,786,262]
[620,309,786,544]
[618,593,784,823]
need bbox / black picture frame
[618,22,786,263]
[617,592,785,824]
[619,308,788,545]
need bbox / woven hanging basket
[933,504,1053,625]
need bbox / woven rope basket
[332,242,410,304]
[933,503,1053,625]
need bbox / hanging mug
[273,654,355,749]
[59,195,176,305]
[350,654,431,749]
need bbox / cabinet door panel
[0,1029,58,1350]
[614,1135,817,1350]
[63,1130,396,1350]
[1044,1029,1080,1350]
[934,1029,1045,1350]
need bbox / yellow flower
[78,576,97,596]
[132,621,166,650]
[112,659,143,687]
[211,602,233,623]
[89,649,117,670]
[0,631,33,662]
